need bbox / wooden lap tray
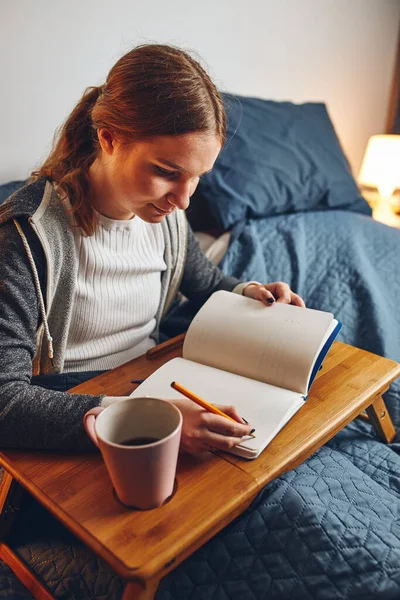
[0,340,399,599]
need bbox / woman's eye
[154,165,177,178]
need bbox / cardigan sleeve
[0,221,104,450]
[179,225,241,307]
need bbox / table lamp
[359,134,400,225]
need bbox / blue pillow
[198,94,371,229]
[0,180,26,205]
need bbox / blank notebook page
[130,357,304,455]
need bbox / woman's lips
[152,204,173,215]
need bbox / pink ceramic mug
[84,397,182,510]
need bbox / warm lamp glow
[359,134,400,198]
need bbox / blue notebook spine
[305,321,343,398]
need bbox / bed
[0,93,400,600]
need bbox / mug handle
[83,406,104,447]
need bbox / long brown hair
[32,44,226,235]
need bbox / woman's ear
[97,128,118,155]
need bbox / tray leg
[0,471,25,541]
[1,472,56,599]
[122,579,160,600]
[0,543,55,600]
[365,395,396,443]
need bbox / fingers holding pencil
[169,381,255,455]
[170,399,254,454]
[203,406,255,441]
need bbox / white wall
[1,0,399,183]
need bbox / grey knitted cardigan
[0,178,240,450]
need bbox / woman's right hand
[170,398,253,455]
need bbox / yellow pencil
[170,381,256,438]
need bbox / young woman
[0,44,304,454]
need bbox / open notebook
[131,291,342,459]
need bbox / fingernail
[242,417,249,424]
[267,298,275,304]
[250,428,255,434]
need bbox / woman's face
[90,131,222,221]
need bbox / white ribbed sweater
[63,213,166,372]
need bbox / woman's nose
[168,182,192,210]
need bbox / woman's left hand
[243,282,305,307]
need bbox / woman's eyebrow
[156,159,211,176]
[157,159,184,171]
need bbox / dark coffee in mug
[120,436,160,446]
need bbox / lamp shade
[359,134,400,198]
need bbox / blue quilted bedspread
[3,210,400,600]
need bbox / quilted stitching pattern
[9,498,123,600]
[0,559,34,599]
[156,425,400,600]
